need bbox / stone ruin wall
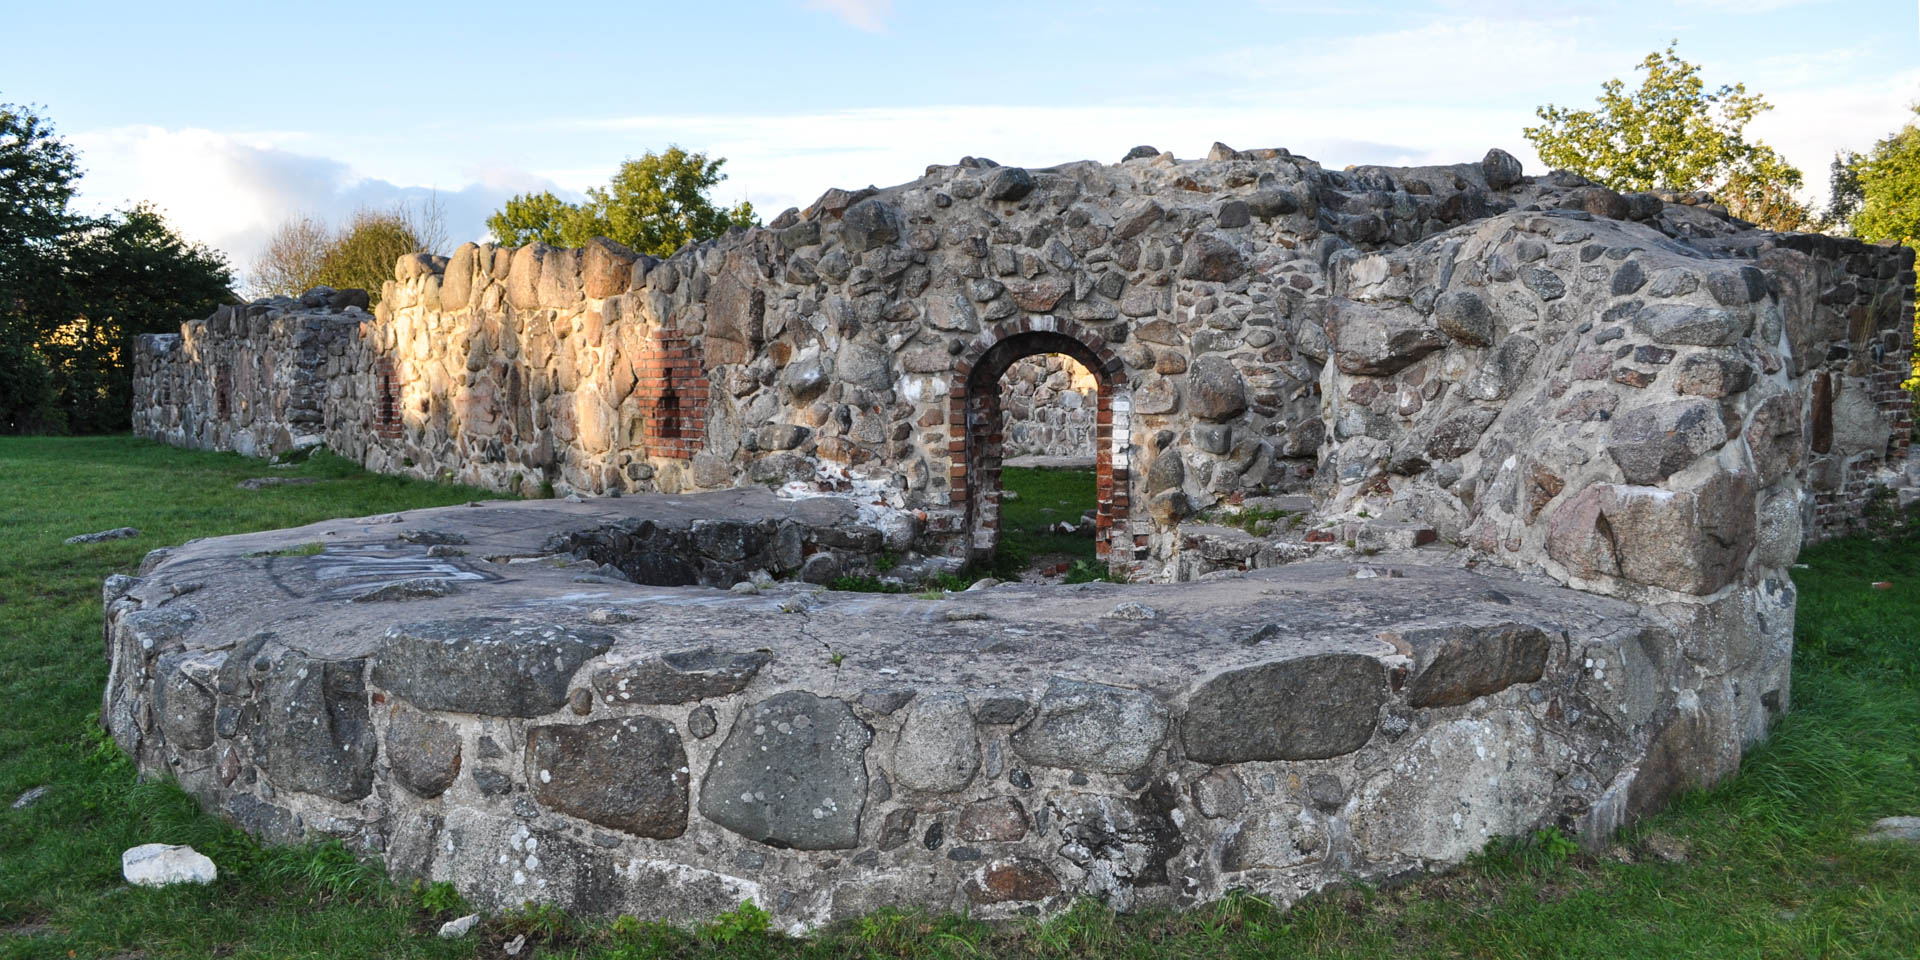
[1304,191,1914,754]
[132,288,370,458]
[115,142,1920,927]
[134,143,1914,586]
[1000,354,1099,459]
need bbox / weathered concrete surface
[105,493,1755,929]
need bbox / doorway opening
[950,319,1132,572]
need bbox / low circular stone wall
[104,494,1744,930]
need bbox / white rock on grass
[65,527,140,545]
[1859,816,1920,844]
[438,914,480,939]
[12,786,50,809]
[121,844,217,886]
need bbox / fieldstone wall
[105,496,1716,930]
[1306,195,1917,750]
[132,144,1912,581]
[132,288,370,457]
[112,140,1920,929]
[1000,354,1098,458]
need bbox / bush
[1,101,231,433]
[313,209,422,305]
[0,320,63,433]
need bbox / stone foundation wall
[103,500,1707,929]
[1000,354,1098,458]
[111,140,1919,930]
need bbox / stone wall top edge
[379,144,1907,298]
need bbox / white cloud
[58,17,1919,301]
[805,0,892,32]
[1748,68,1920,204]
[1208,14,1625,107]
[66,126,544,290]
[561,14,1634,207]
[568,100,1534,220]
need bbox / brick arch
[947,318,1134,565]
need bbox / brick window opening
[656,389,683,440]
[635,328,709,460]
[371,359,403,440]
[214,367,232,421]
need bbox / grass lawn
[3,435,1918,958]
[992,466,1099,575]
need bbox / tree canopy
[1524,44,1812,231]
[311,208,423,303]
[1830,108,1920,246]
[0,99,80,432]
[486,147,757,256]
[1,98,233,434]
[45,205,233,433]
[249,214,331,299]
[486,191,574,249]
[250,196,443,302]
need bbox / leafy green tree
[485,190,573,247]
[2,98,234,433]
[255,196,442,301]
[485,147,757,257]
[0,99,80,432]
[313,208,423,305]
[0,315,59,433]
[1525,44,1812,231]
[45,204,233,432]
[1830,108,1920,399]
[1834,110,1920,246]
[1823,153,1865,231]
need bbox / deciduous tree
[0,99,79,432]
[313,208,424,304]
[1525,44,1812,231]
[49,204,232,432]
[255,195,444,303]
[250,214,330,298]
[485,190,572,247]
[1,98,232,433]
[485,147,757,256]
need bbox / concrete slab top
[126,491,1651,700]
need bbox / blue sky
[5,0,1915,289]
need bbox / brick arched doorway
[949,319,1133,566]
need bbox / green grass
[828,467,1102,591]
[1204,505,1299,537]
[992,466,1098,577]
[0,437,496,959]
[3,436,1919,958]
